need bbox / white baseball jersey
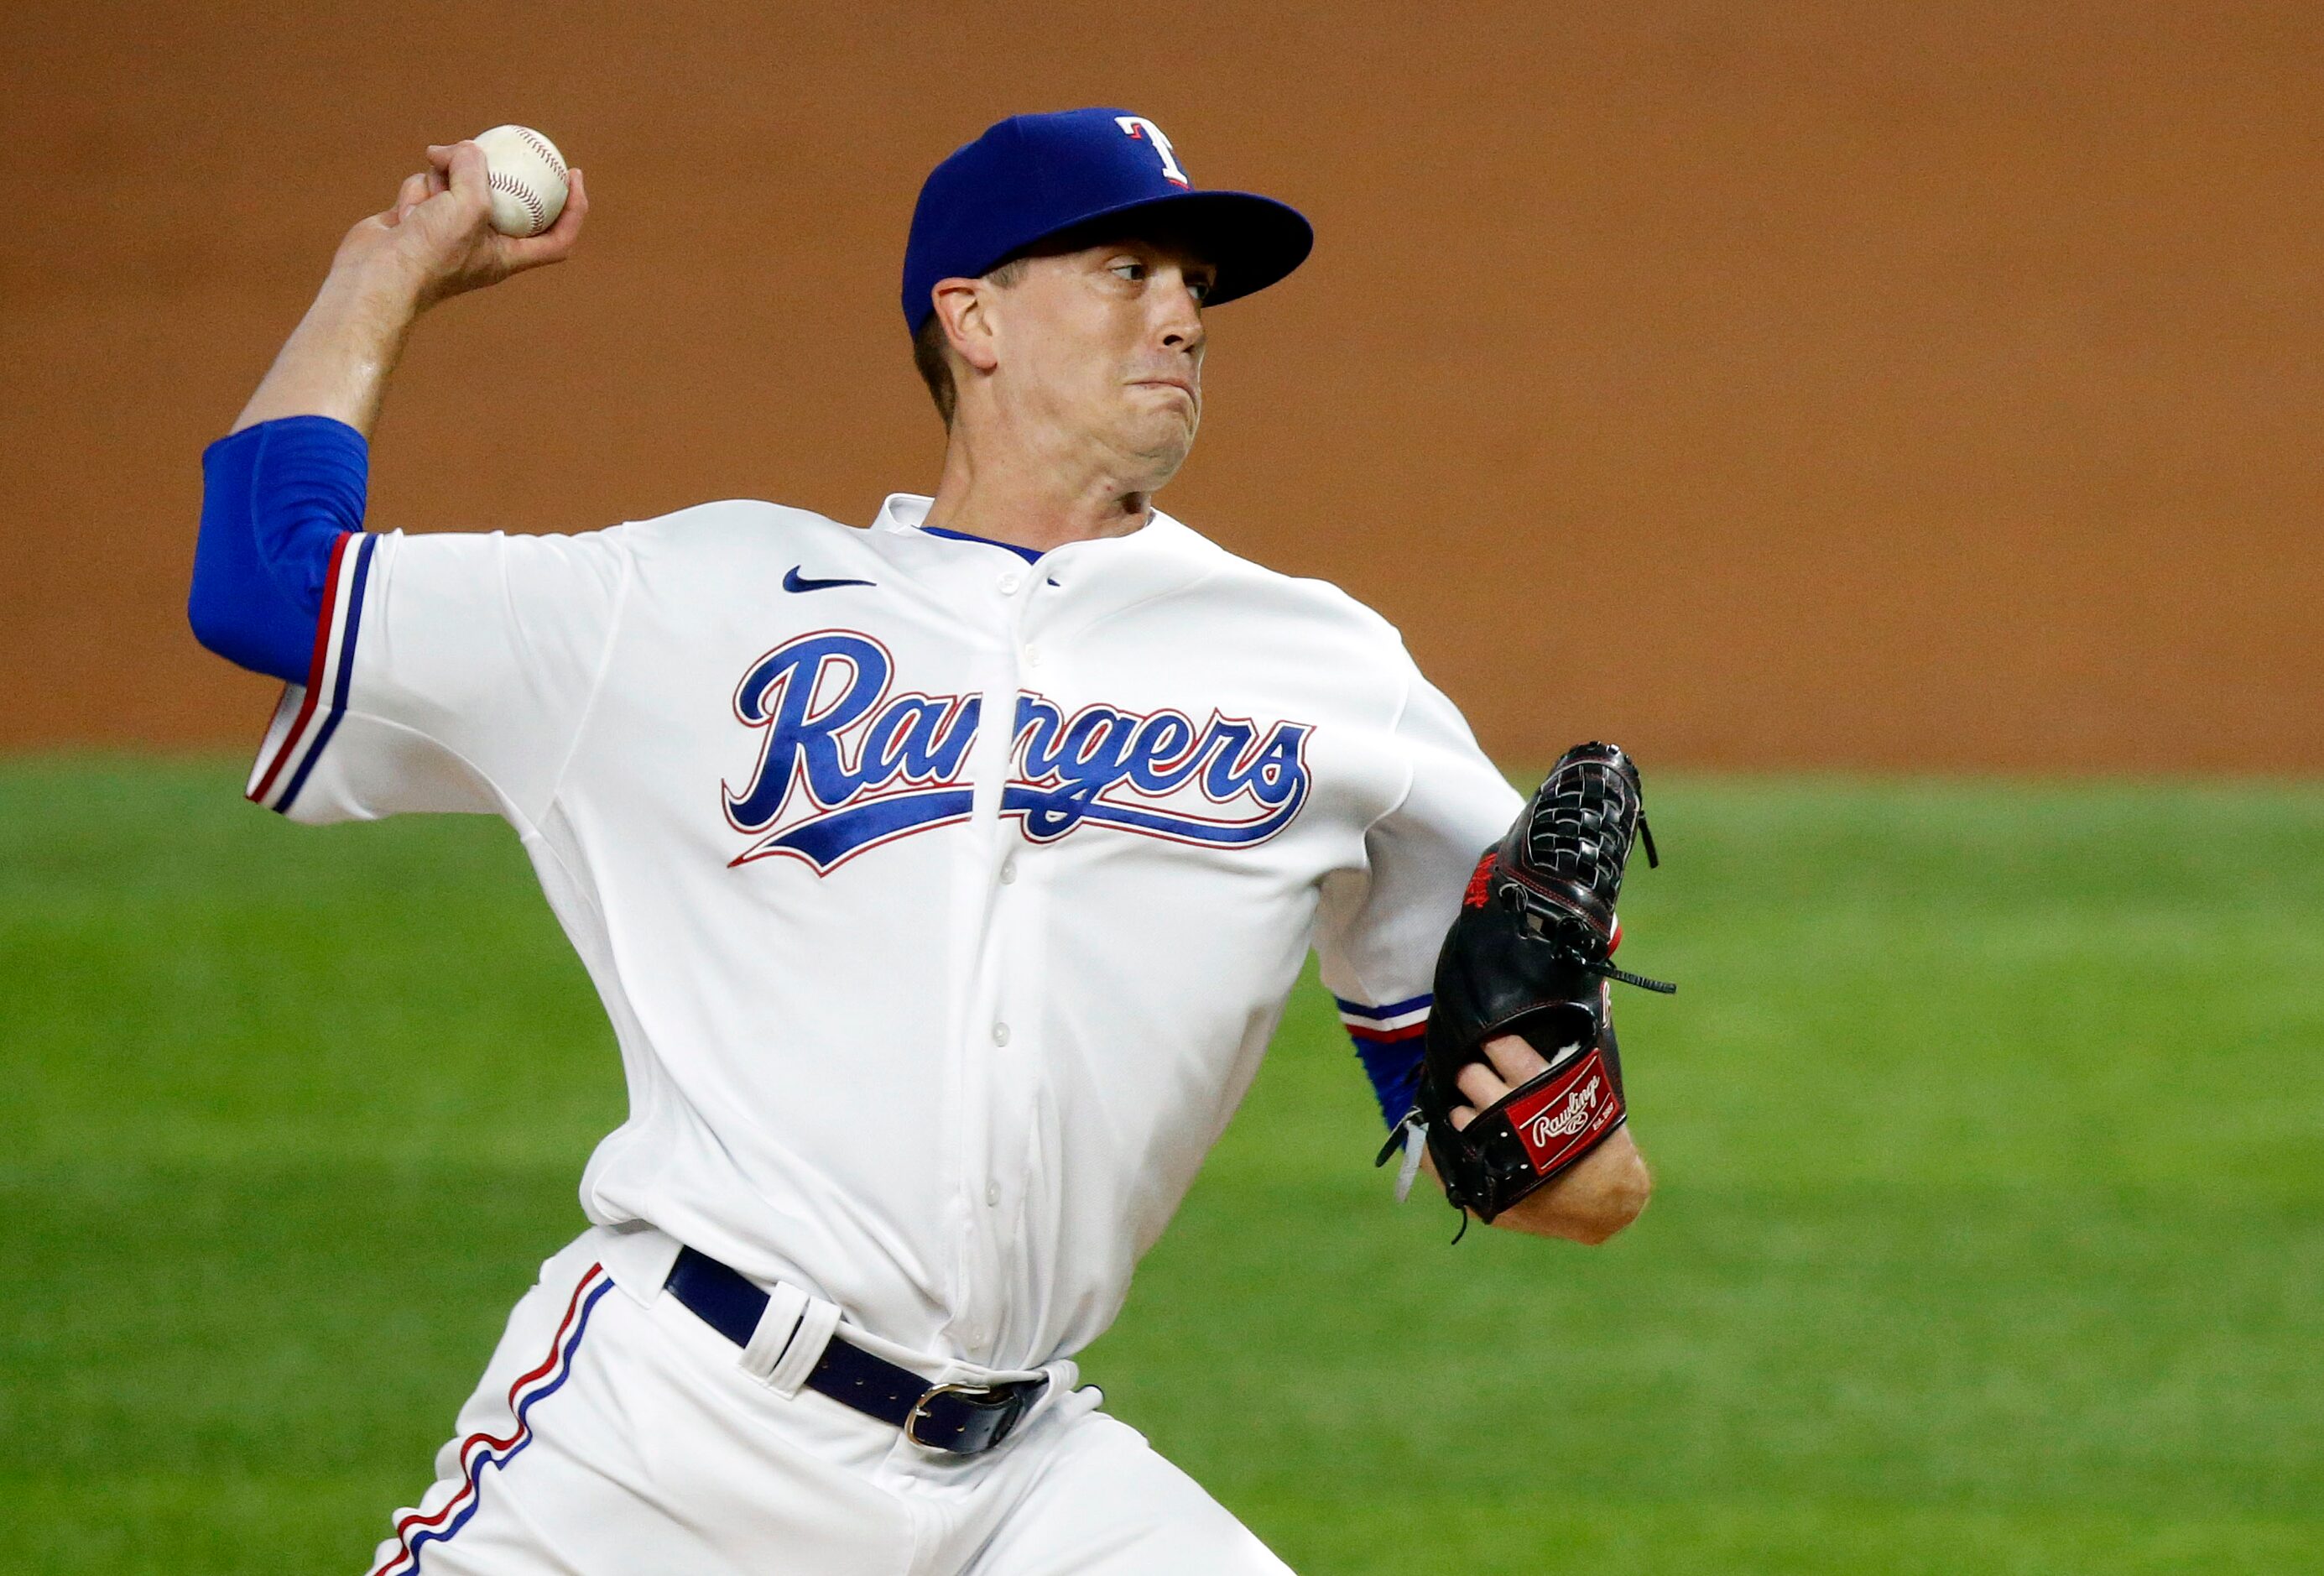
[247,492,1519,1372]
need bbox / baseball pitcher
[189,108,1656,1574]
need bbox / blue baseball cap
[901,108,1313,334]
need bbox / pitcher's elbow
[188,584,270,674]
[187,581,236,661]
[187,572,315,682]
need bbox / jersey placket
[988,566,1070,1360]
[943,552,1051,1360]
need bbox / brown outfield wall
[3,1,2317,771]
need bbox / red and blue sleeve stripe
[244,529,375,816]
[1336,993,1431,1126]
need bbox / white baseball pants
[363,1228,1295,1576]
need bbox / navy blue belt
[664,1246,1046,1456]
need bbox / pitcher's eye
[1110,260,1147,283]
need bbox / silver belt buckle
[904,1381,1007,1450]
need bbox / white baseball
[471,125,570,237]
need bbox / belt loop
[763,1296,841,1397]
[738,1284,810,1387]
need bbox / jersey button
[991,1021,1011,1046]
[985,1182,1001,1208]
[998,572,1021,594]
[999,858,1019,885]
[1024,645,1045,668]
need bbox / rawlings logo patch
[722,630,1314,872]
[1500,1047,1623,1176]
[1524,1078,1600,1145]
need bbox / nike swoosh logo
[784,566,877,593]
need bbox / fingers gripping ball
[1379,742,1675,1229]
[472,125,570,237]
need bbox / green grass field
[3,759,2320,1573]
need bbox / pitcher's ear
[933,278,1002,374]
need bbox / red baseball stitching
[488,170,546,230]
[513,128,567,182]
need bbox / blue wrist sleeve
[189,415,369,683]
[1352,1040,1426,1128]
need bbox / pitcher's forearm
[229,139,586,438]
[232,262,425,438]
[196,140,587,683]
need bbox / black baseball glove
[1378,742,1672,1229]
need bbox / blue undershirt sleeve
[1352,1033,1427,1129]
[1316,655,1524,1130]
[189,415,369,684]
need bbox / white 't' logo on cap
[1114,116,1190,187]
